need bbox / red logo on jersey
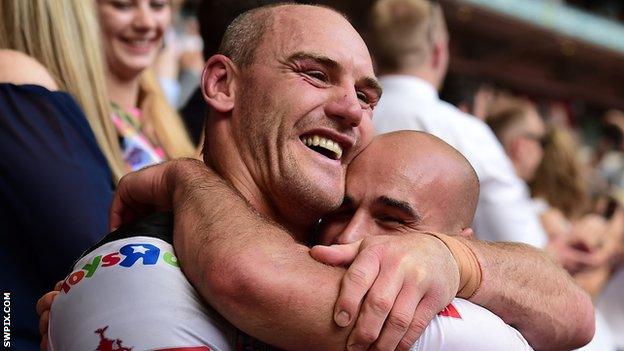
[95,326,133,351]
[94,325,212,351]
[438,303,462,319]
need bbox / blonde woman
[531,128,623,292]
[97,0,195,171]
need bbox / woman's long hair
[0,0,126,180]
[530,127,590,219]
[138,68,196,159]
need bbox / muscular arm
[462,238,595,350]
[168,164,352,350]
[113,160,594,350]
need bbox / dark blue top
[0,84,114,349]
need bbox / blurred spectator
[0,0,196,346]
[529,127,623,283]
[370,0,547,247]
[97,0,196,172]
[0,1,119,348]
[440,73,494,121]
[534,127,623,351]
[155,0,205,108]
[593,110,624,192]
[486,99,546,183]
[488,103,622,350]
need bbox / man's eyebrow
[288,52,339,70]
[375,196,419,219]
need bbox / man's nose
[333,212,369,245]
[324,89,363,128]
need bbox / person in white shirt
[369,0,547,248]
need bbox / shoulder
[0,49,58,90]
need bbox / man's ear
[430,39,448,71]
[459,227,474,238]
[509,137,524,162]
[201,54,238,114]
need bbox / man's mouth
[300,135,343,160]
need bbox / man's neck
[385,66,441,91]
[205,127,315,242]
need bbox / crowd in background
[1,0,623,350]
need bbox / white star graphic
[131,245,149,254]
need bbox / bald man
[317,131,479,246]
[311,131,531,350]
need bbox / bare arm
[173,179,351,349]
[111,159,594,350]
[463,238,595,350]
[111,160,458,350]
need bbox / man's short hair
[217,2,350,67]
[486,100,535,144]
[217,5,280,67]
[369,0,446,73]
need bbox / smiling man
[45,3,593,351]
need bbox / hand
[109,158,209,231]
[36,281,63,351]
[310,233,459,351]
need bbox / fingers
[109,163,172,231]
[372,284,421,350]
[346,264,405,351]
[54,280,63,291]
[310,241,361,266]
[334,248,381,328]
[397,295,439,351]
[36,291,58,316]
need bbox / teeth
[301,135,343,160]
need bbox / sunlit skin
[317,131,479,245]
[97,0,171,80]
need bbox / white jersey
[49,214,532,350]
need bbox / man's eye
[357,91,370,104]
[378,216,404,225]
[305,70,328,82]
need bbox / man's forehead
[263,5,375,75]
